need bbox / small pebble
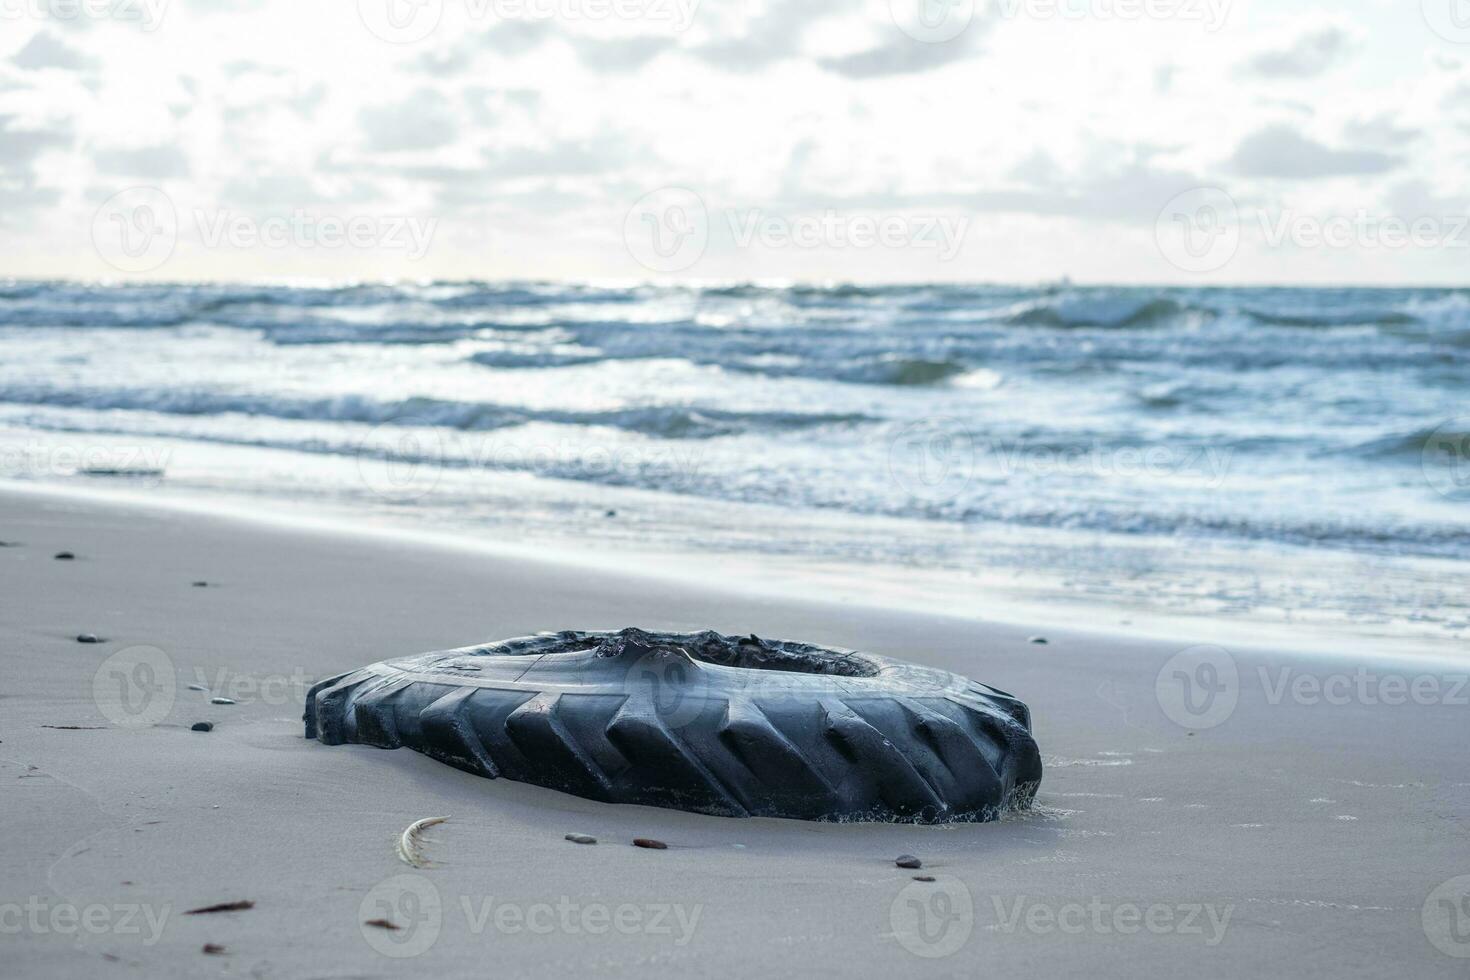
[1028,636,1049,645]
[192,581,210,588]
[895,855,922,869]
[188,684,208,692]
[191,722,214,733]
[76,633,102,644]
[633,838,668,850]
[54,552,75,561]
[202,944,226,955]
[605,510,618,518]
[913,875,936,882]
[210,697,236,706]
[565,833,597,845]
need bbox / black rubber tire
[304,628,1042,824]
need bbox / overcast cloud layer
[1,0,1468,284]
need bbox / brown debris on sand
[185,901,254,915]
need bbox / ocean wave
[1242,308,1417,328]
[1006,296,1198,329]
[0,385,872,440]
[1349,426,1470,460]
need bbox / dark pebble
[605,510,618,518]
[913,875,937,882]
[187,684,208,692]
[191,722,214,733]
[210,697,236,706]
[633,838,668,850]
[565,833,597,845]
[76,634,103,644]
[1028,636,1049,645]
[192,581,209,588]
[54,552,75,561]
[895,855,922,869]
[202,944,226,955]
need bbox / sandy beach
[2,483,1466,978]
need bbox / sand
[2,484,1467,978]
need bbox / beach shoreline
[1,469,1464,667]
[2,485,1467,978]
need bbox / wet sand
[2,485,1466,978]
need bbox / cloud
[0,116,69,169]
[1242,25,1355,79]
[692,0,825,72]
[570,36,675,72]
[817,34,978,79]
[97,144,190,179]
[1342,115,1420,148]
[1229,125,1399,179]
[0,116,68,223]
[12,31,97,71]
[358,89,459,153]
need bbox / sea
[2,281,1466,656]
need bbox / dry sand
[2,485,1467,978]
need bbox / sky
[1,0,1469,284]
